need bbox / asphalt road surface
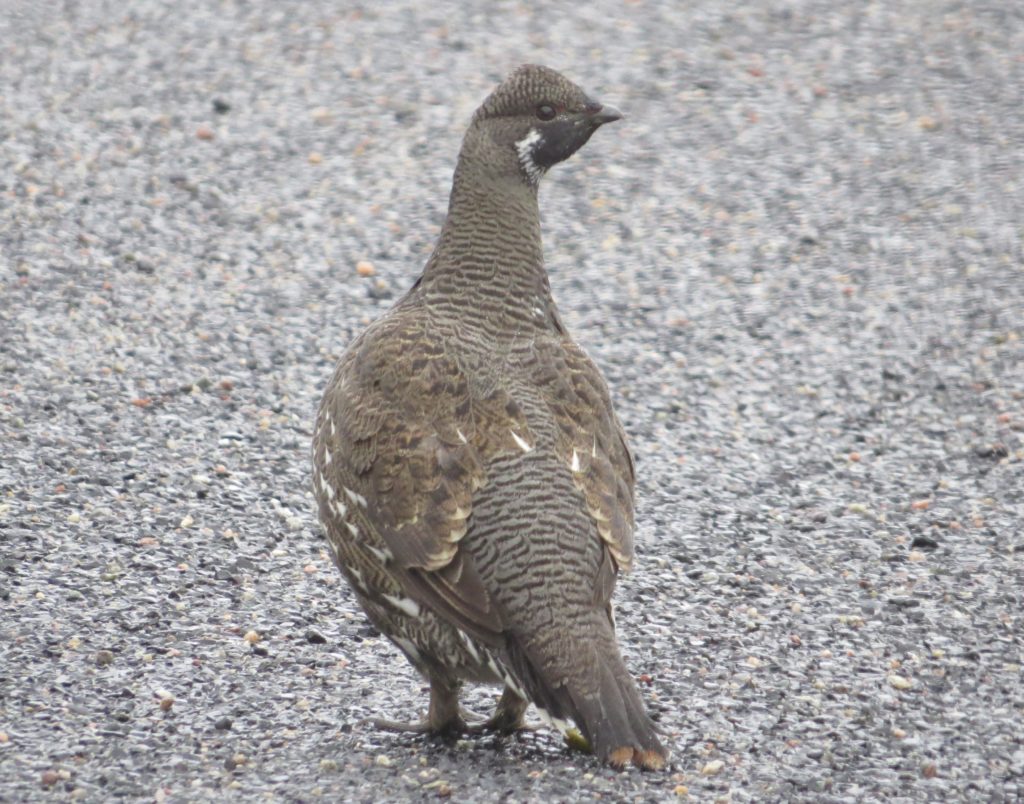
[2,1,1022,800]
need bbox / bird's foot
[364,676,468,736]
[464,686,539,734]
[363,684,542,737]
[463,712,543,734]
[364,715,469,736]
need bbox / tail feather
[568,654,666,770]
[505,629,667,770]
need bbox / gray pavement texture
[1,0,1022,801]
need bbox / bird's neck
[417,160,558,335]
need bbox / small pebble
[701,759,725,776]
[310,106,333,123]
[423,779,452,796]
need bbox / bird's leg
[369,676,467,735]
[465,686,541,734]
[425,676,467,733]
[369,682,540,735]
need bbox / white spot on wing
[449,522,468,541]
[323,447,332,466]
[383,594,421,618]
[510,430,533,453]
[393,636,421,662]
[533,704,572,735]
[347,565,367,592]
[330,499,348,520]
[344,487,368,508]
[570,449,581,473]
[457,630,480,663]
[483,652,527,698]
[515,128,544,184]
[456,428,468,444]
[316,470,330,498]
[499,670,527,700]
[346,522,359,537]
[366,543,393,563]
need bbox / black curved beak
[589,104,623,126]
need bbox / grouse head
[461,64,622,187]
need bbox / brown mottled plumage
[312,64,666,770]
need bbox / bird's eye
[536,104,556,121]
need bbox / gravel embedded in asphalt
[1,1,1022,800]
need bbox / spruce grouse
[312,64,666,770]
